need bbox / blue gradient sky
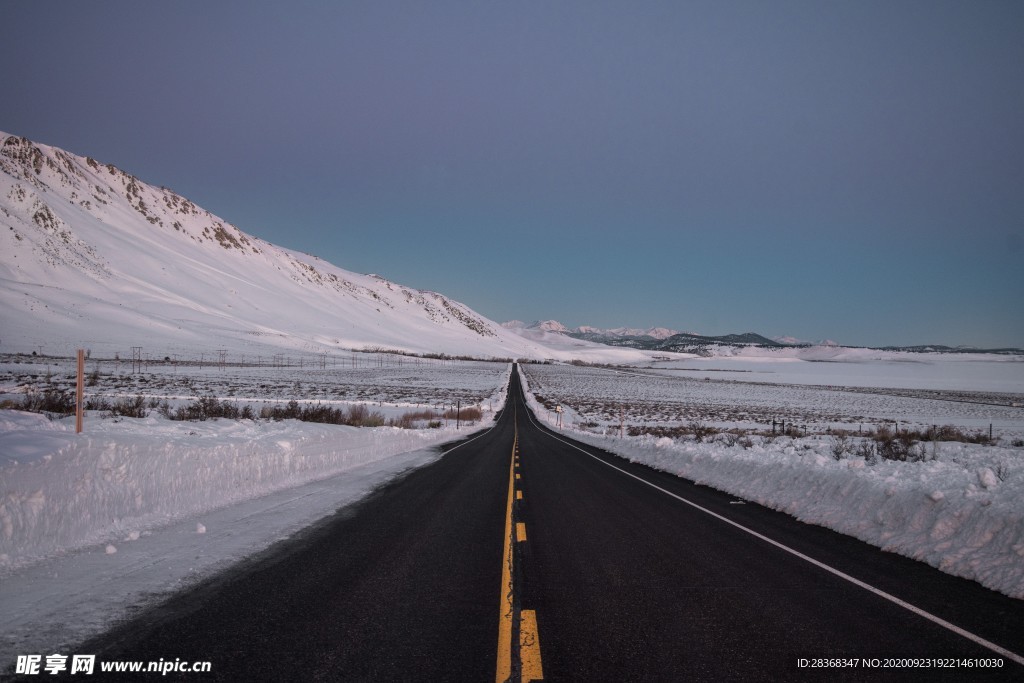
[3,1,1022,347]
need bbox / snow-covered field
[0,363,510,661]
[524,359,1024,436]
[519,362,1024,599]
[637,347,1024,392]
[0,359,511,566]
[1,353,510,418]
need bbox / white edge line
[523,406,1024,666]
[441,423,498,455]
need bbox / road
[81,366,1023,681]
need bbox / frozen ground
[637,349,1024,392]
[1,358,512,568]
[524,360,1024,436]
[0,363,510,665]
[519,363,1024,599]
[0,353,511,417]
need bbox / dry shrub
[444,406,483,422]
[389,409,440,429]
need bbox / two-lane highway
[80,365,1022,681]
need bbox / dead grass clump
[444,406,483,423]
[20,388,74,417]
[626,422,721,442]
[389,409,441,429]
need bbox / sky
[2,1,1022,348]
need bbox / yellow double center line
[497,408,543,682]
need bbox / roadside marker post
[75,348,85,434]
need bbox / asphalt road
[76,366,1022,681]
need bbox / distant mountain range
[502,320,1024,357]
[502,320,689,340]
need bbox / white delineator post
[76,349,84,434]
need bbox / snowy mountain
[566,329,787,354]
[773,335,841,347]
[773,336,805,346]
[526,320,570,333]
[503,320,792,355]
[0,132,572,361]
[504,321,684,340]
[603,326,682,340]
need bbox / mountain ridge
[502,319,1024,356]
[0,132,556,360]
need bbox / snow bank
[519,367,1024,599]
[0,410,479,570]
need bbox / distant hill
[514,321,1024,357]
[0,132,557,360]
[564,327,784,354]
[875,344,1024,356]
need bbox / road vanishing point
[83,366,1023,681]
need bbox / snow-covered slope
[774,335,840,347]
[528,320,571,334]
[0,132,565,360]
[604,326,681,339]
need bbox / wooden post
[76,349,85,434]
